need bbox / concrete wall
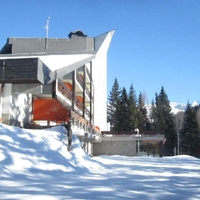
[93,137,137,156]
[0,84,32,127]
[92,55,107,131]
[9,93,32,127]
[1,84,12,124]
[92,31,114,131]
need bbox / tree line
[108,78,200,158]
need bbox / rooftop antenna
[44,17,50,49]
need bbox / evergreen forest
[107,78,200,158]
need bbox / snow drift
[0,123,200,200]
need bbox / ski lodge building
[0,30,115,153]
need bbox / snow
[0,123,200,200]
[170,102,187,114]
[146,101,200,116]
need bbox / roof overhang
[0,53,95,84]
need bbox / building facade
[0,30,115,154]
[93,131,165,157]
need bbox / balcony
[57,80,73,100]
[57,79,92,121]
[76,73,91,99]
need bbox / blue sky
[1,0,200,103]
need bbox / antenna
[45,17,50,38]
[44,17,50,49]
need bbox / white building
[0,30,115,153]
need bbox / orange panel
[94,126,100,131]
[33,99,70,122]
[65,82,73,91]
[76,96,83,103]
[79,74,84,81]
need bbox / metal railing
[76,73,91,97]
[74,97,83,111]
[57,79,95,130]
[58,80,72,100]
[76,73,84,88]
[86,67,90,79]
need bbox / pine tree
[117,87,130,131]
[154,91,169,131]
[181,103,200,158]
[149,99,156,130]
[153,86,177,155]
[137,92,148,131]
[108,78,121,130]
[196,105,200,126]
[128,84,138,131]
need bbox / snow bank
[0,123,200,200]
[0,123,97,174]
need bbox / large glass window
[139,141,160,157]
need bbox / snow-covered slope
[170,102,187,114]
[170,101,200,114]
[146,101,200,115]
[0,123,200,199]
